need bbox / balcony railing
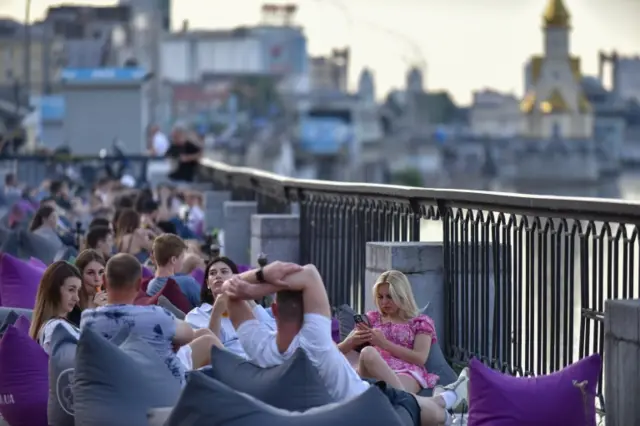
[200,157,640,415]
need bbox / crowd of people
[2,138,469,425]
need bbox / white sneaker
[434,368,469,413]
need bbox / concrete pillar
[250,214,300,267]
[605,299,640,425]
[223,201,257,266]
[365,242,445,337]
[204,190,230,233]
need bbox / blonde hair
[373,270,419,320]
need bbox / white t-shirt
[186,303,276,359]
[237,313,370,402]
[39,318,80,354]
[152,131,170,156]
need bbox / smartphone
[353,314,370,327]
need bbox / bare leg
[414,395,447,426]
[358,346,405,390]
[344,350,360,371]
[189,328,223,369]
[398,373,421,394]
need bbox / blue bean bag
[202,347,333,411]
[48,325,79,426]
[150,372,405,426]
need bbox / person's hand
[344,328,371,348]
[262,262,304,286]
[211,292,229,317]
[93,291,108,307]
[368,328,388,349]
[222,276,272,300]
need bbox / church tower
[520,0,593,139]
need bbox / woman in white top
[29,261,82,354]
[185,257,276,358]
[29,205,64,252]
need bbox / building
[0,18,63,96]
[469,89,523,138]
[520,0,593,140]
[599,52,640,103]
[309,48,349,92]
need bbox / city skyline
[3,0,639,104]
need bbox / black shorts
[373,381,421,426]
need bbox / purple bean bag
[142,266,154,279]
[0,253,45,309]
[0,326,49,426]
[468,354,601,426]
[13,316,31,335]
[331,318,340,343]
[191,268,205,286]
[29,257,47,269]
[237,264,251,274]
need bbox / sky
[2,0,639,104]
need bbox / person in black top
[166,125,203,183]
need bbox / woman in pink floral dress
[355,270,439,393]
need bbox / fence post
[223,201,257,266]
[250,214,300,266]
[605,298,640,425]
[204,190,230,233]
[365,242,445,337]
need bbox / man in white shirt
[223,262,468,426]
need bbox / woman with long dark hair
[185,256,276,358]
[67,249,108,326]
[29,205,64,251]
[29,261,82,354]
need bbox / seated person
[68,249,108,325]
[222,263,468,426]
[338,270,438,393]
[85,226,115,259]
[146,233,201,308]
[115,208,154,263]
[80,253,222,386]
[29,205,64,252]
[182,191,204,237]
[29,261,82,354]
[181,253,205,275]
[185,257,275,358]
[4,173,22,197]
[88,217,113,233]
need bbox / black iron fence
[201,158,640,415]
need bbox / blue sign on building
[61,68,149,82]
[39,95,65,121]
[300,117,352,154]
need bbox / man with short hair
[85,226,114,258]
[80,253,221,385]
[223,263,468,426]
[146,233,201,307]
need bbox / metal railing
[201,158,640,415]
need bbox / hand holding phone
[353,314,370,327]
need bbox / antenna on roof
[261,3,298,26]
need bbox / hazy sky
[3,0,639,104]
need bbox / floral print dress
[365,310,439,389]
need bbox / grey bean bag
[202,347,333,411]
[72,328,181,426]
[1,229,60,265]
[48,324,79,426]
[0,307,33,324]
[0,311,19,337]
[336,303,457,396]
[151,371,405,426]
[157,296,185,320]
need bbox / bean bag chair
[1,229,60,265]
[151,372,405,426]
[336,303,457,396]
[468,354,602,426]
[73,328,181,426]
[54,247,78,263]
[0,326,49,426]
[142,279,191,314]
[203,347,333,411]
[191,268,204,286]
[29,257,47,269]
[142,266,153,279]
[13,315,30,335]
[0,253,45,309]
[0,310,19,337]
[48,324,79,426]
[0,307,33,324]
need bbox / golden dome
[541,89,569,113]
[543,0,571,28]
